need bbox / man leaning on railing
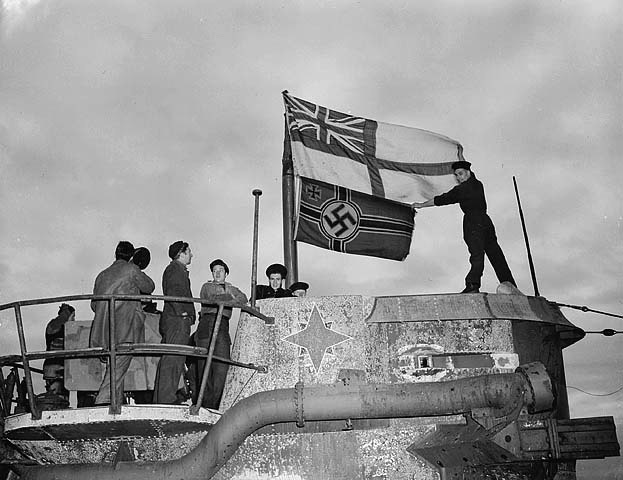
[196,259,248,410]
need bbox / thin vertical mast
[250,189,262,308]
[513,176,540,296]
[282,111,298,283]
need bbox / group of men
[88,240,308,409]
[84,161,516,408]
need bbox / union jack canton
[283,91,463,204]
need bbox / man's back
[90,260,155,348]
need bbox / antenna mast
[513,176,540,297]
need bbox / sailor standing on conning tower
[411,161,517,294]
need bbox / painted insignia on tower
[282,305,352,372]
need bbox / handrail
[0,293,272,419]
[1,294,273,324]
[0,346,268,372]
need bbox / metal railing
[0,294,274,419]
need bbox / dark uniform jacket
[255,284,292,300]
[433,173,486,215]
[162,260,196,322]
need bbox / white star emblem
[282,305,351,372]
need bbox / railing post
[251,189,262,308]
[0,367,9,416]
[190,303,224,415]
[108,297,120,414]
[14,304,40,419]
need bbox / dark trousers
[463,213,515,288]
[153,315,191,404]
[195,313,231,410]
[94,355,133,405]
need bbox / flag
[296,176,415,261]
[283,91,463,204]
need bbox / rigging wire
[584,329,622,336]
[554,302,623,396]
[567,384,623,397]
[552,301,623,320]
[231,369,257,406]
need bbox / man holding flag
[282,91,517,293]
[411,160,517,293]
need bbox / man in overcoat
[90,241,155,405]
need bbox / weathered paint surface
[8,431,208,465]
[214,424,441,480]
[4,405,219,464]
[215,294,572,479]
[4,293,579,478]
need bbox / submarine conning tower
[214,292,612,480]
[2,292,619,480]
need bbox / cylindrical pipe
[250,189,262,308]
[20,369,542,480]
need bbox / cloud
[1,0,44,36]
[0,3,621,473]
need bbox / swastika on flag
[320,201,360,240]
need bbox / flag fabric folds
[295,176,415,261]
[283,91,463,204]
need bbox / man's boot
[461,283,480,293]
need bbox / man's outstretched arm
[411,199,435,209]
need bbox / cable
[552,301,623,320]
[567,384,623,397]
[231,370,257,406]
[584,329,622,336]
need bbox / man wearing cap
[255,263,293,300]
[411,161,517,294]
[131,246,159,314]
[196,259,248,409]
[90,241,155,405]
[289,281,309,298]
[153,241,196,404]
[43,303,76,397]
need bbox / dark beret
[289,281,309,292]
[210,258,229,275]
[131,247,151,270]
[266,263,288,278]
[451,160,472,171]
[168,241,187,260]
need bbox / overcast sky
[1,1,621,476]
